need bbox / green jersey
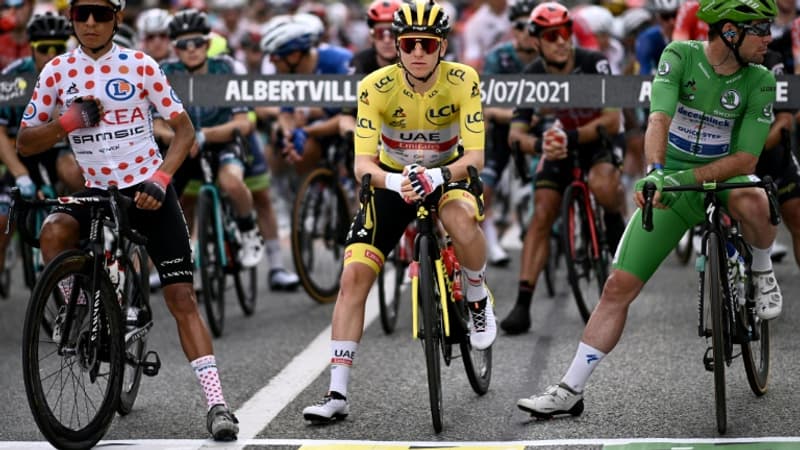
[649,40,776,170]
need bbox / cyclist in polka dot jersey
[16,0,239,441]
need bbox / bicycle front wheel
[197,190,226,337]
[22,250,124,450]
[454,296,492,395]
[291,168,350,303]
[561,185,606,323]
[417,236,443,433]
[706,232,728,434]
[118,242,150,415]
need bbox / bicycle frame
[196,156,231,269]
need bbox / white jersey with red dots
[21,44,185,189]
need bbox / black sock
[236,213,256,232]
[604,212,625,253]
[515,280,535,309]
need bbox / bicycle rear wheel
[118,242,150,415]
[234,266,258,316]
[706,233,728,434]
[22,250,124,450]
[197,190,226,337]
[418,236,443,433]
[561,185,607,323]
[291,167,350,303]
[378,242,406,334]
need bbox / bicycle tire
[543,232,560,298]
[674,227,695,266]
[740,277,770,396]
[22,250,124,450]
[118,242,150,415]
[561,185,605,323]
[197,190,226,337]
[234,266,258,316]
[377,243,405,334]
[707,233,728,434]
[20,238,37,290]
[291,167,349,304]
[418,236,443,433]
[0,236,13,299]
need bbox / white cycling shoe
[302,392,349,423]
[469,298,496,350]
[517,383,584,419]
[238,229,265,268]
[753,270,782,320]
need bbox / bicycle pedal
[702,346,714,372]
[141,350,161,377]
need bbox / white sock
[751,244,772,272]
[462,264,488,302]
[329,340,358,397]
[561,342,606,393]
[265,239,284,270]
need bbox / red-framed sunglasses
[538,25,571,43]
[398,36,441,54]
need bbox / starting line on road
[3,437,800,449]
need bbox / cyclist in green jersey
[515,0,782,419]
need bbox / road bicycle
[642,176,779,434]
[194,130,258,337]
[15,164,58,292]
[290,131,356,303]
[15,186,159,450]
[363,166,493,432]
[560,126,613,323]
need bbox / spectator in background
[208,0,250,51]
[137,8,173,63]
[575,4,625,73]
[636,0,681,74]
[479,0,539,268]
[0,0,34,70]
[461,0,510,71]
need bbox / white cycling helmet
[260,14,321,55]
[209,0,247,9]
[577,5,615,35]
[617,7,652,37]
[136,8,171,38]
[71,0,125,11]
[651,0,682,12]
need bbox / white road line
[4,436,800,449]
[193,273,387,449]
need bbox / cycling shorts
[172,141,245,197]
[343,178,484,275]
[52,184,194,286]
[534,143,621,193]
[613,174,755,282]
[755,145,800,205]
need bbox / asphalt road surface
[1,227,799,450]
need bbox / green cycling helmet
[696,0,777,25]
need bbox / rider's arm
[763,111,793,151]
[303,115,341,138]
[159,111,195,177]
[0,126,28,177]
[644,111,670,167]
[572,109,621,146]
[200,111,253,144]
[153,117,175,146]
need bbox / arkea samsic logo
[0,77,29,103]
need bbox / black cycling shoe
[207,404,239,441]
[500,304,531,335]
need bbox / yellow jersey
[354,61,485,171]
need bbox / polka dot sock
[190,355,226,409]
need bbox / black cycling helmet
[392,0,450,38]
[168,8,211,39]
[508,0,537,21]
[27,12,72,42]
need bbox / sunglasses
[658,11,677,21]
[741,21,772,37]
[31,40,67,55]
[513,20,528,32]
[371,27,393,40]
[538,26,571,43]
[70,4,116,23]
[398,36,440,54]
[145,32,169,42]
[174,36,208,50]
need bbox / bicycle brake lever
[761,176,781,226]
[642,181,656,232]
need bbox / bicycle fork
[410,254,451,340]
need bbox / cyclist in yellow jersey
[302,0,496,424]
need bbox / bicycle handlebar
[8,186,148,246]
[642,175,781,232]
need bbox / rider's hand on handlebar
[405,164,445,200]
[15,175,36,200]
[634,170,664,209]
